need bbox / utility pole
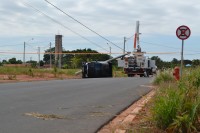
[107,43,111,58]
[38,47,40,68]
[123,37,126,54]
[50,42,52,69]
[23,38,34,64]
[23,42,25,64]
[109,46,111,56]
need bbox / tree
[170,58,179,68]
[8,58,22,64]
[192,59,200,66]
[39,60,44,66]
[8,58,17,64]
[184,59,192,65]
[43,48,110,68]
[17,60,22,64]
[43,47,55,64]
[172,58,179,64]
[2,60,8,64]
[71,57,82,68]
[151,56,163,69]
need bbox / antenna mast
[134,21,140,52]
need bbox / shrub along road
[0,77,152,133]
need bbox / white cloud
[0,0,200,60]
[1,0,200,36]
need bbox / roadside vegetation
[0,66,79,76]
[112,67,127,77]
[0,66,81,81]
[127,67,200,133]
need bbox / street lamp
[107,43,111,57]
[23,38,34,64]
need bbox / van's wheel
[140,74,144,77]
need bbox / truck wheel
[140,74,143,77]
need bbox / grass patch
[113,70,127,77]
[151,67,200,132]
[152,84,182,129]
[0,66,80,79]
[127,68,200,133]
[153,70,174,85]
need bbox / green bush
[152,85,182,129]
[152,67,200,132]
[27,68,34,77]
[153,71,174,85]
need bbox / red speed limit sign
[176,25,191,40]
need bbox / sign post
[176,25,191,78]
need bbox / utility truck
[117,21,157,77]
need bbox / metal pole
[109,46,111,57]
[23,42,25,64]
[123,37,126,54]
[50,42,52,69]
[180,40,184,78]
[38,47,40,68]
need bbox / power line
[126,34,134,42]
[140,41,180,49]
[140,41,200,53]
[23,2,109,53]
[2,50,200,55]
[0,44,22,47]
[0,40,55,48]
[44,0,124,51]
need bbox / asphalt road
[0,77,153,133]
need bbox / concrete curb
[98,88,155,133]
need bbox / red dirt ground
[0,74,81,83]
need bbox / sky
[0,0,200,62]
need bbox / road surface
[0,77,152,133]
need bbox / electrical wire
[126,34,134,42]
[140,41,200,53]
[140,41,180,49]
[2,49,200,55]
[44,0,124,51]
[0,51,123,55]
[0,40,54,48]
[0,44,22,47]
[23,2,109,53]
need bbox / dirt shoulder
[0,74,81,83]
